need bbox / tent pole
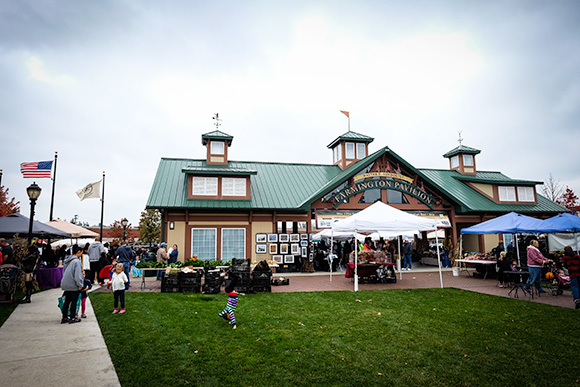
[436,228,443,288]
[354,230,358,292]
[330,234,334,282]
[575,233,579,254]
[515,234,521,266]
[398,236,402,281]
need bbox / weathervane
[457,130,463,146]
[212,113,222,129]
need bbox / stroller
[545,262,571,296]
[0,264,21,304]
[376,264,397,284]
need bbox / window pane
[222,228,246,260]
[210,141,225,155]
[499,186,516,201]
[463,154,473,166]
[192,228,216,260]
[192,177,218,195]
[359,189,381,204]
[517,186,535,202]
[356,143,366,159]
[345,143,355,159]
[337,144,342,160]
[387,189,408,204]
[450,156,459,168]
[223,178,246,196]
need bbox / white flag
[76,180,101,201]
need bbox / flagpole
[49,151,58,221]
[0,169,3,187]
[100,171,105,240]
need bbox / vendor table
[454,259,497,279]
[345,262,396,278]
[37,266,63,289]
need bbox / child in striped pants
[219,272,239,329]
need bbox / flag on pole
[20,161,53,178]
[340,110,349,118]
[76,180,102,201]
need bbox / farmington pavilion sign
[332,179,437,209]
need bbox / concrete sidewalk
[0,287,120,387]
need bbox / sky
[1,0,579,228]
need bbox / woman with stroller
[562,246,580,309]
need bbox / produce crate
[252,285,271,293]
[251,277,271,287]
[202,284,221,294]
[161,285,180,293]
[162,277,179,287]
[180,271,203,279]
[180,284,201,293]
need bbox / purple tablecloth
[38,267,63,289]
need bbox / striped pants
[219,295,238,325]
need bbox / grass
[0,291,24,327]
[91,289,580,387]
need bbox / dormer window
[463,154,473,166]
[345,143,355,159]
[210,141,225,155]
[193,177,218,196]
[517,186,535,202]
[356,143,366,159]
[450,156,459,168]
[223,177,246,196]
[498,186,516,202]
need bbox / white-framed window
[223,177,246,196]
[337,145,342,161]
[463,154,474,166]
[221,228,246,260]
[450,155,459,168]
[356,143,366,159]
[192,228,217,260]
[192,176,218,196]
[498,186,516,201]
[210,141,225,155]
[345,142,355,159]
[517,186,535,202]
[333,146,338,163]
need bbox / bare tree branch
[542,173,564,201]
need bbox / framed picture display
[301,247,307,257]
[290,234,300,243]
[284,255,295,264]
[279,233,289,243]
[291,243,300,255]
[256,244,267,254]
[273,255,283,264]
[300,240,308,247]
[280,244,289,254]
[268,234,278,243]
[269,244,278,254]
[300,233,308,240]
[256,234,267,243]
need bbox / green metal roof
[147,158,343,210]
[327,131,374,149]
[443,145,481,158]
[201,130,233,146]
[418,169,566,214]
[453,174,542,186]
[182,166,257,176]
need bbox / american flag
[20,161,53,178]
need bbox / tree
[558,186,579,210]
[0,186,20,216]
[542,173,564,202]
[109,220,127,241]
[138,209,161,246]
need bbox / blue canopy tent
[538,213,580,252]
[460,212,546,265]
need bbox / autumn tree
[558,186,579,210]
[0,186,20,216]
[542,173,564,202]
[138,209,161,246]
[109,219,132,241]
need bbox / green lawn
[90,289,580,386]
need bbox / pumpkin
[545,272,554,280]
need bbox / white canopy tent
[331,201,441,291]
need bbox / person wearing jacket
[525,240,551,294]
[562,246,580,309]
[21,245,39,303]
[61,245,84,324]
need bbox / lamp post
[121,217,128,242]
[26,182,42,246]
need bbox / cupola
[202,130,233,165]
[443,144,480,175]
[327,131,374,170]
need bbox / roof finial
[212,113,222,130]
[457,130,463,146]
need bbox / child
[132,256,142,278]
[80,271,92,318]
[510,260,518,272]
[218,271,239,329]
[111,262,128,314]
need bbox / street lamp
[121,217,128,242]
[26,182,42,245]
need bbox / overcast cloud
[1,0,579,227]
